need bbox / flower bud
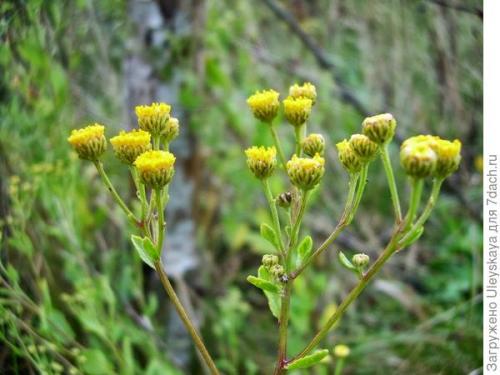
[270,264,285,279]
[134,150,176,189]
[362,113,397,144]
[262,254,279,268]
[433,138,461,178]
[289,82,317,104]
[135,102,171,136]
[283,96,312,127]
[349,134,378,161]
[336,140,363,174]
[302,133,325,157]
[245,146,277,179]
[68,124,107,161]
[400,138,437,178]
[277,191,293,208]
[247,89,280,123]
[333,344,350,358]
[352,253,369,268]
[162,117,180,143]
[110,129,151,165]
[287,154,325,190]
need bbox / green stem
[154,261,219,375]
[93,161,139,225]
[291,175,358,279]
[155,188,165,252]
[293,236,400,360]
[348,165,369,223]
[402,178,423,233]
[270,125,287,170]
[153,136,160,150]
[334,358,345,375]
[399,178,443,244]
[130,167,148,223]
[380,144,402,223]
[273,281,292,375]
[294,124,304,156]
[289,189,309,251]
[262,179,285,253]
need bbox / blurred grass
[0,0,482,374]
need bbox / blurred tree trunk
[124,0,206,371]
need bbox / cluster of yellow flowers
[68,102,179,189]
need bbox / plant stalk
[262,179,285,252]
[380,144,402,223]
[273,281,293,375]
[154,261,219,375]
[270,125,287,169]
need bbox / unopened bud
[270,264,285,279]
[287,154,325,190]
[302,133,325,157]
[162,117,180,143]
[336,140,363,174]
[362,113,397,144]
[352,253,369,268]
[334,344,350,358]
[262,254,279,268]
[349,134,378,161]
[289,82,317,104]
[277,191,293,208]
[400,140,437,178]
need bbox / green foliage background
[0,0,482,374]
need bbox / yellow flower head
[110,130,151,165]
[349,134,378,161]
[162,117,180,143]
[333,344,350,358]
[247,89,280,123]
[433,138,462,178]
[289,82,317,104]
[134,150,176,188]
[287,154,325,190]
[67,124,106,161]
[401,135,461,178]
[302,133,325,157]
[245,146,277,179]
[400,138,437,178]
[336,140,363,174]
[362,113,397,144]
[283,96,312,127]
[135,102,171,136]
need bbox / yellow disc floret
[67,124,107,161]
[134,150,176,188]
[289,82,317,104]
[110,130,151,165]
[135,102,171,136]
[287,154,325,190]
[333,344,350,358]
[400,136,437,178]
[247,89,280,123]
[283,96,312,127]
[245,146,277,179]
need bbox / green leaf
[400,226,425,248]
[143,237,160,263]
[296,235,313,267]
[338,251,356,271]
[81,349,114,375]
[260,223,279,249]
[131,235,155,269]
[257,266,281,319]
[285,349,330,370]
[247,275,280,293]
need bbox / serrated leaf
[285,349,329,370]
[338,251,356,271]
[260,223,279,249]
[247,276,280,293]
[131,235,155,269]
[296,236,313,267]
